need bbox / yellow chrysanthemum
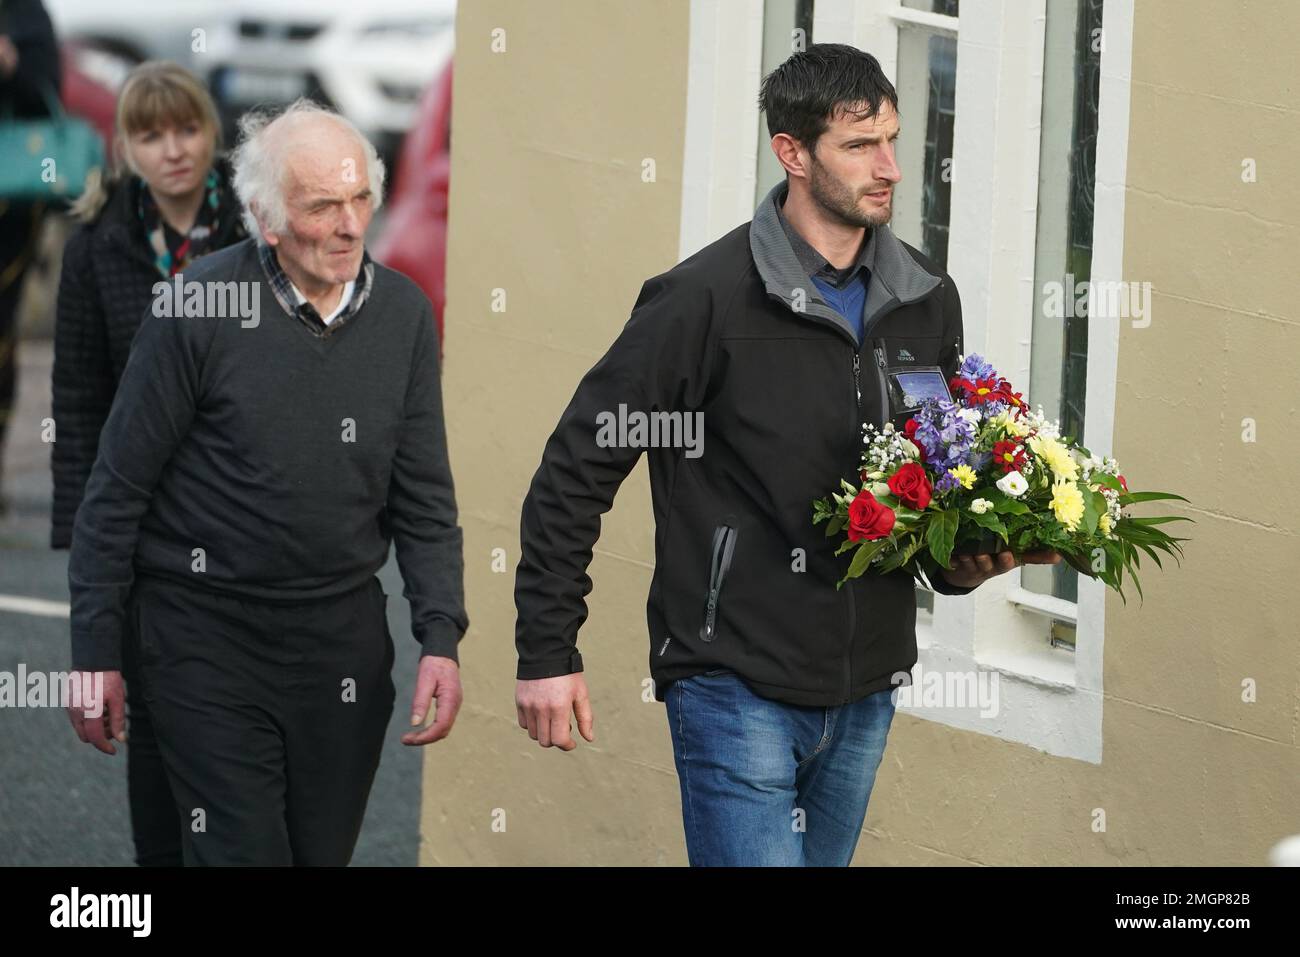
[995,412,1032,438]
[1050,480,1085,532]
[1028,434,1079,481]
[949,465,977,489]
[1098,513,1113,537]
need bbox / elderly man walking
[64,101,467,866]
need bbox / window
[755,0,818,203]
[892,2,959,268]
[678,0,1136,760]
[1022,0,1105,617]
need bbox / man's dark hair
[757,43,899,154]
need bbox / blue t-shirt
[811,272,868,345]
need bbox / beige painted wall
[426,0,1299,866]
[859,0,1300,866]
[422,1,691,865]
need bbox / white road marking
[0,594,71,618]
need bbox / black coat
[50,157,247,547]
[0,0,59,119]
[514,181,977,707]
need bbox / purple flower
[913,397,977,475]
[958,353,998,381]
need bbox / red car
[372,60,452,354]
[60,42,120,155]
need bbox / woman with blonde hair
[52,59,246,866]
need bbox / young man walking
[513,44,1058,866]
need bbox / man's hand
[403,655,462,746]
[941,549,1061,589]
[0,37,19,80]
[66,671,126,755]
[516,673,594,752]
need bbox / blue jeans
[665,670,897,866]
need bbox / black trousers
[124,573,396,866]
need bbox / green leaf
[878,535,924,573]
[1090,473,1123,492]
[846,539,888,578]
[1118,490,1191,506]
[1081,488,1101,537]
[1132,539,1164,569]
[825,516,845,537]
[1061,549,1098,579]
[968,509,1009,542]
[926,508,959,569]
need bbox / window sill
[1005,585,1078,625]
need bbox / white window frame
[679,0,1134,763]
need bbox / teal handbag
[0,83,105,202]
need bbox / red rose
[1118,474,1129,492]
[901,419,928,460]
[848,489,896,541]
[887,462,932,510]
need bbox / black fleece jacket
[514,181,976,708]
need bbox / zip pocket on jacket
[877,337,950,427]
[699,524,737,643]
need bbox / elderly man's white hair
[231,98,386,244]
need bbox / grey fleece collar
[749,180,942,340]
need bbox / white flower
[871,482,892,498]
[996,471,1028,497]
[969,498,993,515]
[958,408,981,426]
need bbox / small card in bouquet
[886,366,952,419]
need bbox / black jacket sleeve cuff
[517,651,584,681]
[924,566,978,596]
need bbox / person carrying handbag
[0,0,59,513]
[52,59,247,866]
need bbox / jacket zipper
[784,287,946,703]
[700,524,737,642]
[846,345,864,701]
[873,339,891,426]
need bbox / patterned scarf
[137,168,223,278]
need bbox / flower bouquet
[811,354,1191,601]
